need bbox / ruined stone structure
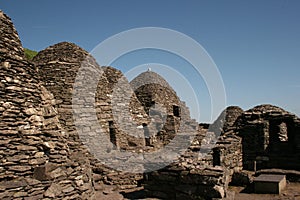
[210,106,244,135]
[202,104,300,173]
[211,107,244,173]
[144,133,231,199]
[1,9,300,200]
[143,108,243,199]
[144,164,229,199]
[144,104,300,199]
[236,104,300,171]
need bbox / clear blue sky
[1,0,300,123]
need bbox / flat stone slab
[254,174,286,194]
[254,174,286,182]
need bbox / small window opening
[143,123,151,146]
[173,105,180,117]
[109,121,117,146]
[278,122,288,142]
[213,148,221,166]
[151,101,155,107]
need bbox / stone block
[254,174,286,194]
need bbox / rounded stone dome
[235,104,298,129]
[246,104,290,114]
[33,42,101,109]
[0,10,24,61]
[210,106,244,134]
[33,42,91,64]
[130,70,180,115]
[33,42,104,142]
[130,70,172,91]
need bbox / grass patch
[24,48,38,60]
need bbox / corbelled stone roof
[33,42,102,119]
[224,106,244,127]
[130,70,172,91]
[130,70,180,115]
[33,41,104,148]
[235,104,299,129]
[102,66,148,124]
[209,106,244,134]
[246,104,291,115]
[33,42,91,64]
[0,10,24,61]
[33,42,150,189]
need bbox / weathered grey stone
[44,183,62,198]
[3,8,300,200]
[236,104,300,170]
[13,191,28,198]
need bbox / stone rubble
[1,9,300,200]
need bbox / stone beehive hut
[7,9,300,200]
[236,104,300,170]
[101,66,149,149]
[33,42,154,191]
[209,106,244,135]
[0,11,24,62]
[130,70,180,115]
[130,70,183,147]
[0,9,229,199]
[34,42,147,149]
[0,11,94,199]
[33,42,103,151]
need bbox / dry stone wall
[130,71,182,147]
[3,9,300,200]
[33,42,134,191]
[236,104,300,170]
[0,11,24,62]
[102,66,149,149]
[209,106,244,135]
[213,134,243,175]
[0,11,94,199]
[33,42,97,144]
[144,163,229,199]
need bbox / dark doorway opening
[109,121,117,146]
[173,105,180,117]
[143,123,151,146]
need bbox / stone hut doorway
[109,121,118,147]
